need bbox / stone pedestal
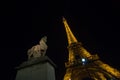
[15,56,56,80]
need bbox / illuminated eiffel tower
[62,17,120,80]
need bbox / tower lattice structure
[63,17,120,80]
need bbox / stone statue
[27,36,48,59]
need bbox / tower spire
[62,17,78,45]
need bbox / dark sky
[1,0,120,80]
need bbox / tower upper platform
[63,17,78,45]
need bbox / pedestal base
[16,56,56,80]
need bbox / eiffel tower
[62,17,120,80]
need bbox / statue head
[40,36,47,43]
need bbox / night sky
[1,0,120,80]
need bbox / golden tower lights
[63,17,120,80]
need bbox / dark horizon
[1,0,120,80]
